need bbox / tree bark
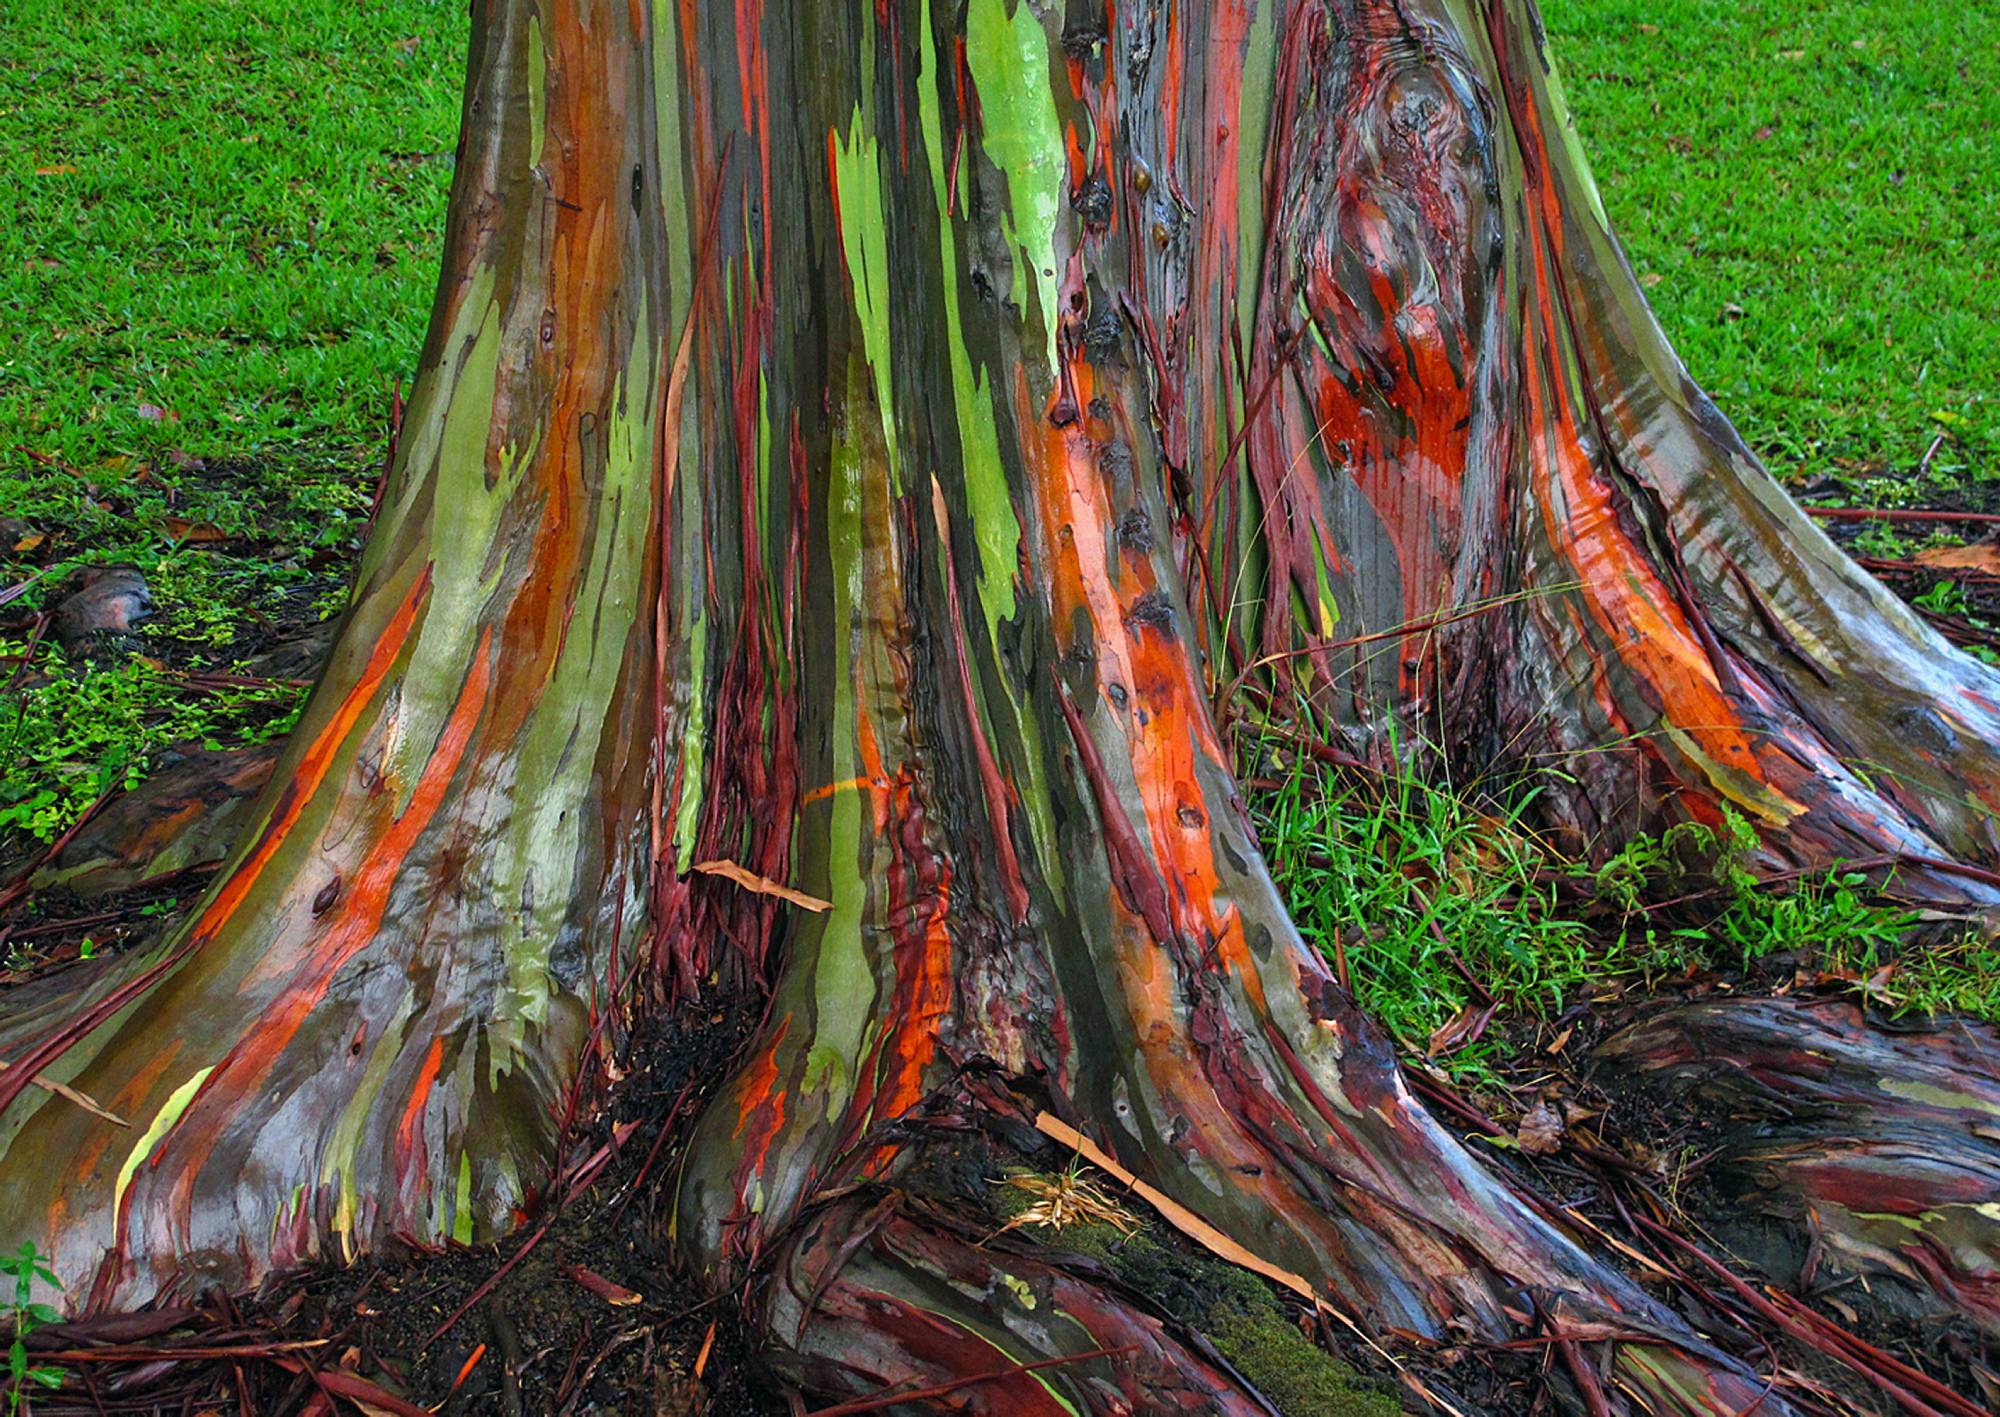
[3,1,1996,1412]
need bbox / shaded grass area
[0,0,468,857]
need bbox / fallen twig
[1806,506,2000,527]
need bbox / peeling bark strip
[3,1,1999,1414]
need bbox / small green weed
[1253,744,1978,1073]
[0,645,304,857]
[3,1242,63,1415]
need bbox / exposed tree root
[1600,998,2000,1338]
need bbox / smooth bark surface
[3,1,1997,1413]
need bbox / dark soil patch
[25,1001,785,1416]
[260,1004,780,1416]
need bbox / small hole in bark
[1117,508,1154,553]
[1124,591,1176,635]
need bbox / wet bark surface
[4,1,1999,1413]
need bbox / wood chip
[561,1263,643,1307]
[691,860,832,912]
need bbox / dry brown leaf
[691,859,832,913]
[161,517,232,544]
[1426,1001,1495,1058]
[0,1058,127,1126]
[1516,1100,1565,1156]
[1914,542,2000,574]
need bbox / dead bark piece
[21,742,282,900]
[559,1264,641,1307]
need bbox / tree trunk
[4,0,1996,1412]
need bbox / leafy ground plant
[3,1242,61,1415]
[0,0,468,862]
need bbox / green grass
[1541,0,2000,484]
[1253,744,2000,1070]
[0,0,467,858]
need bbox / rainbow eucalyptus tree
[4,0,1998,1411]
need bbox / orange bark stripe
[155,631,495,1226]
[187,568,432,945]
[395,1035,449,1172]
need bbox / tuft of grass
[1540,0,1999,488]
[1253,744,1993,1065]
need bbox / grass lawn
[2,1,1996,1024]
[0,0,468,841]
[1543,0,1999,485]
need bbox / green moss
[991,1171,1399,1415]
[1210,1306,1401,1417]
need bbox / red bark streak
[0,570,431,1129]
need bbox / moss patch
[993,1175,1399,1416]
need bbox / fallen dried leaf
[1516,1100,1565,1155]
[1914,542,2000,574]
[691,859,832,912]
[161,517,233,544]
[0,1059,127,1127]
[1427,1000,1496,1058]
